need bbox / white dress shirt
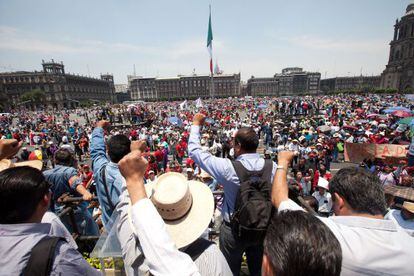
[279,199,414,276]
[130,198,200,276]
[385,209,414,237]
[42,211,78,250]
[312,191,332,213]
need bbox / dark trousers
[409,154,414,166]
[219,223,263,276]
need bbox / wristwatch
[276,165,287,171]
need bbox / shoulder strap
[260,160,274,183]
[101,165,115,210]
[182,238,214,261]
[231,161,251,183]
[231,159,273,183]
[23,236,64,276]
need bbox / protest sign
[344,143,408,163]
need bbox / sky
[0,0,412,83]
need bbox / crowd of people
[1,93,414,275]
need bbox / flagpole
[208,5,214,99]
[211,70,214,99]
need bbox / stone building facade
[320,76,381,93]
[129,73,241,101]
[114,84,131,103]
[0,60,115,109]
[381,4,414,91]
[246,67,320,97]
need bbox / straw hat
[402,201,414,214]
[0,159,43,172]
[144,172,214,248]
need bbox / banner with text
[344,143,408,163]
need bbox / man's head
[295,171,303,181]
[0,167,51,224]
[55,148,76,167]
[83,164,90,173]
[263,211,342,276]
[186,167,194,179]
[148,170,155,181]
[107,134,131,163]
[401,201,414,220]
[303,195,319,213]
[329,167,387,217]
[233,127,259,158]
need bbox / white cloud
[0,25,161,54]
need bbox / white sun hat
[143,172,214,248]
[0,159,43,172]
[317,177,329,190]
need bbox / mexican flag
[207,6,213,75]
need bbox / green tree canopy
[21,89,45,103]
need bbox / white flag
[179,100,188,110]
[195,98,203,108]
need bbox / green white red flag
[207,6,213,75]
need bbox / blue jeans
[332,150,338,162]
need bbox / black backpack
[230,159,274,244]
[23,236,64,276]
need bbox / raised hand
[0,139,23,160]
[193,113,206,126]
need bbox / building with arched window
[0,60,115,109]
[381,4,414,91]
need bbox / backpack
[182,238,215,261]
[23,236,64,276]
[230,159,274,244]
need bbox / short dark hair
[55,148,75,166]
[303,195,319,213]
[234,127,259,152]
[0,167,50,223]
[107,134,131,163]
[264,211,342,276]
[329,167,386,215]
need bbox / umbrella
[317,125,331,132]
[355,108,364,114]
[384,106,411,113]
[384,185,414,201]
[257,104,268,109]
[366,113,379,118]
[392,110,412,118]
[398,117,414,125]
[168,116,182,126]
[391,106,411,111]
[377,115,389,121]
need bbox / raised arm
[90,120,110,173]
[271,151,304,213]
[188,113,232,183]
[119,149,200,276]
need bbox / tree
[21,89,45,103]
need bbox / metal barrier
[56,195,100,243]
